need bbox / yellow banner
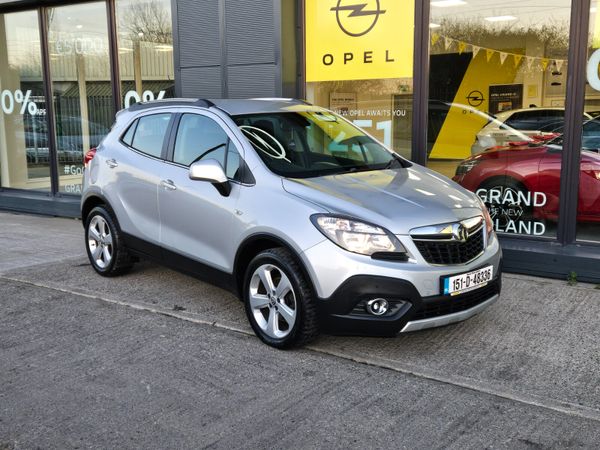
[305,0,414,82]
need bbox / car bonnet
[281,165,482,235]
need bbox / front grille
[413,228,485,265]
[411,280,499,321]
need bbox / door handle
[105,158,118,168]
[160,179,177,191]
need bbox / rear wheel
[85,206,134,276]
[244,248,319,349]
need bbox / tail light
[84,147,97,168]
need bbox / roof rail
[249,97,313,106]
[128,98,215,112]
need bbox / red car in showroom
[453,127,600,232]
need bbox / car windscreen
[232,111,406,178]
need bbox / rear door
[108,112,173,250]
[158,110,246,272]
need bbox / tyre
[85,205,134,276]
[479,178,532,226]
[243,248,319,349]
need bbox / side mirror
[189,159,231,196]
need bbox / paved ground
[1,211,600,448]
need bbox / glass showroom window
[428,0,572,239]
[47,2,113,195]
[578,2,600,242]
[116,0,175,108]
[0,10,49,191]
[304,0,414,159]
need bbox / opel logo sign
[330,0,387,37]
[453,224,469,243]
[466,90,484,107]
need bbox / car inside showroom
[0,0,599,281]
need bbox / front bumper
[302,232,502,336]
[315,273,502,336]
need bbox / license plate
[443,266,493,296]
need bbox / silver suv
[82,98,502,348]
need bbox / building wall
[173,0,283,99]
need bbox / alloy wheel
[248,264,297,339]
[87,215,113,269]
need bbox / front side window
[173,114,229,167]
[172,113,245,181]
[128,113,171,157]
[233,111,405,178]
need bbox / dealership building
[0,0,599,281]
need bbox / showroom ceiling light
[431,0,467,7]
[484,15,517,22]
[429,23,441,28]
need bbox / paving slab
[0,212,84,272]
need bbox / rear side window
[124,113,171,158]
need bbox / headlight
[477,197,494,238]
[311,215,406,256]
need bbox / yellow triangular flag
[513,54,523,67]
[486,49,495,62]
[458,41,467,54]
[431,33,440,46]
[541,58,550,71]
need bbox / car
[81,98,502,348]
[427,100,531,158]
[471,107,596,155]
[454,128,600,232]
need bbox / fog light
[366,298,389,316]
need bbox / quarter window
[121,120,138,147]
[128,113,171,158]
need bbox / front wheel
[244,248,319,349]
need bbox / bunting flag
[513,54,523,67]
[555,59,564,72]
[444,37,453,50]
[541,58,550,71]
[429,33,566,73]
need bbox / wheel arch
[81,193,117,225]
[477,175,529,193]
[233,233,316,300]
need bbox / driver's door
[158,111,242,272]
